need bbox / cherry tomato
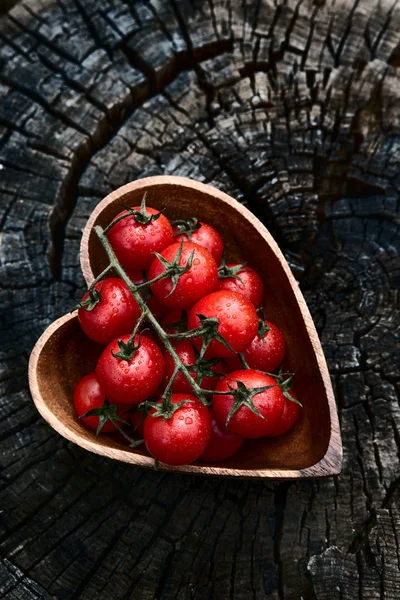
[173,221,224,264]
[143,393,212,465]
[147,295,169,321]
[96,334,164,405]
[243,320,286,372]
[149,242,218,309]
[212,370,285,438]
[216,264,264,307]
[200,413,243,462]
[78,278,141,345]
[125,269,145,286]
[108,207,173,270]
[160,310,185,335]
[187,290,258,358]
[73,373,129,433]
[269,390,299,436]
[163,340,226,394]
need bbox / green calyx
[147,390,195,422]
[75,285,102,312]
[80,398,144,448]
[126,191,162,225]
[188,350,225,387]
[153,241,194,297]
[265,369,302,406]
[225,380,277,428]
[111,335,141,362]
[217,252,246,282]
[257,318,270,339]
[80,397,127,436]
[104,192,162,234]
[195,314,234,358]
[172,217,201,241]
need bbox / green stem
[88,264,113,290]
[94,225,209,405]
[110,417,144,447]
[161,365,179,400]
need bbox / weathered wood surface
[0,0,399,598]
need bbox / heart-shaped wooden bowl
[29,176,342,478]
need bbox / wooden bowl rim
[29,175,342,478]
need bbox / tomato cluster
[74,196,301,466]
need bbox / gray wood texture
[0,0,399,598]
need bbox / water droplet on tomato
[112,293,117,299]
[124,369,129,374]
[178,415,184,420]
[113,307,118,314]
[226,302,231,307]
[217,305,222,311]
[232,314,237,319]
[148,360,153,367]
[140,235,145,240]
[193,258,200,266]
[185,417,193,425]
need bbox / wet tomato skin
[73,372,129,433]
[269,390,300,437]
[143,394,212,465]
[216,264,264,307]
[96,334,164,405]
[149,242,218,310]
[187,290,258,358]
[78,278,141,345]
[108,208,173,270]
[174,222,224,264]
[243,320,286,373]
[200,413,243,462]
[212,370,285,438]
[162,340,226,394]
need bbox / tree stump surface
[0,0,399,598]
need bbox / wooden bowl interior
[73,182,330,471]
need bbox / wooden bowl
[29,176,342,478]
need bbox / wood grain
[1,0,400,598]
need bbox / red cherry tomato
[149,242,218,309]
[125,270,144,286]
[187,290,258,358]
[243,320,286,372]
[163,340,226,394]
[269,390,299,436]
[173,221,224,264]
[212,370,285,438]
[224,354,243,371]
[73,373,129,433]
[216,264,264,307]
[160,310,185,335]
[78,278,141,345]
[108,207,173,270]
[96,334,164,405]
[200,414,243,462]
[147,295,169,321]
[143,393,212,465]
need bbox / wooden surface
[0,0,399,598]
[29,176,341,478]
